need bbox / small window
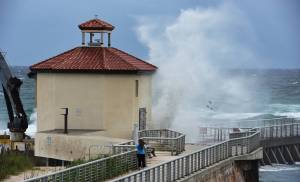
[135,80,139,97]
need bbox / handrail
[138,129,185,155]
[24,123,300,182]
[139,136,183,140]
[259,123,300,139]
[112,130,185,156]
[259,123,300,128]
[112,131,260,182]
[24,150,138,181]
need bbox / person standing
[136,139,146,169]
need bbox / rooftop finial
[94,14,98,19]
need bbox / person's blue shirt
[136,144,145,155]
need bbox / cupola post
[108,33,111,47]
[81,32,85,45]
[100,33,104,46]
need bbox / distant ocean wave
[267,103,300,110]
[276,112,300,118]
[290,81,299,85]
[260,164,300,172]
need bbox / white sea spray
[136,2,261,142]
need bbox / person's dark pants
[150,148,156,157]
[137,154,146,168]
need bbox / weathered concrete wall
[35,131,128,161]
[36,73,153,139]
[180,160,259,182]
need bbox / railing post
[201,151,204,168]
[162,164,165,181]
[181,158,184,178]
[186,156,189,175]
[227,141,229,157]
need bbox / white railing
[25,129,185,182]
[259,123,300,139]
[138,129,185,155]
[24,123,300,182]
[24,150,138,182]
[112,131,260,182]
[113,129,185,156]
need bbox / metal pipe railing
[259,123,300,139]
[112,129,185,156]
[24,150,138,182]
[138,129,185,155]
[25,123,300,182]
[112,131,260,182]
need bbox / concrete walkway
[3,167,65,182]
[147,143,209,167]
[108,143,211,181]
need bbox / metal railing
[112,131,260,182]
[138,129,185,155]
[259,123,300,139]
[111,140,136,154]
[25,129,185,182]
[24,150,138,182]
[199,127,252,143]
[229,130,257,139]
[259,117,299,127]
[113,129,185,156]
[113,144,136,155]
[138,129,182,138]
[25,123,300,182]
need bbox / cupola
[78,16,115,47]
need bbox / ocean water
[260,163,300,182]
[0,66,36,135]
[0,67,300,181]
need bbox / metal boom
[0,51,28,141]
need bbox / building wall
[35,132,128,161]
[36,72,153,139]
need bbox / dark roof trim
[28,69,156,77]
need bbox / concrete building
[29,18,157,161]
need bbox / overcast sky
[0,0,299,68]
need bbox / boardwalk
[24,120,300,182]
[112,122,300,182]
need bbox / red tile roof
[30,47,157,73]
[79,19,114,31]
